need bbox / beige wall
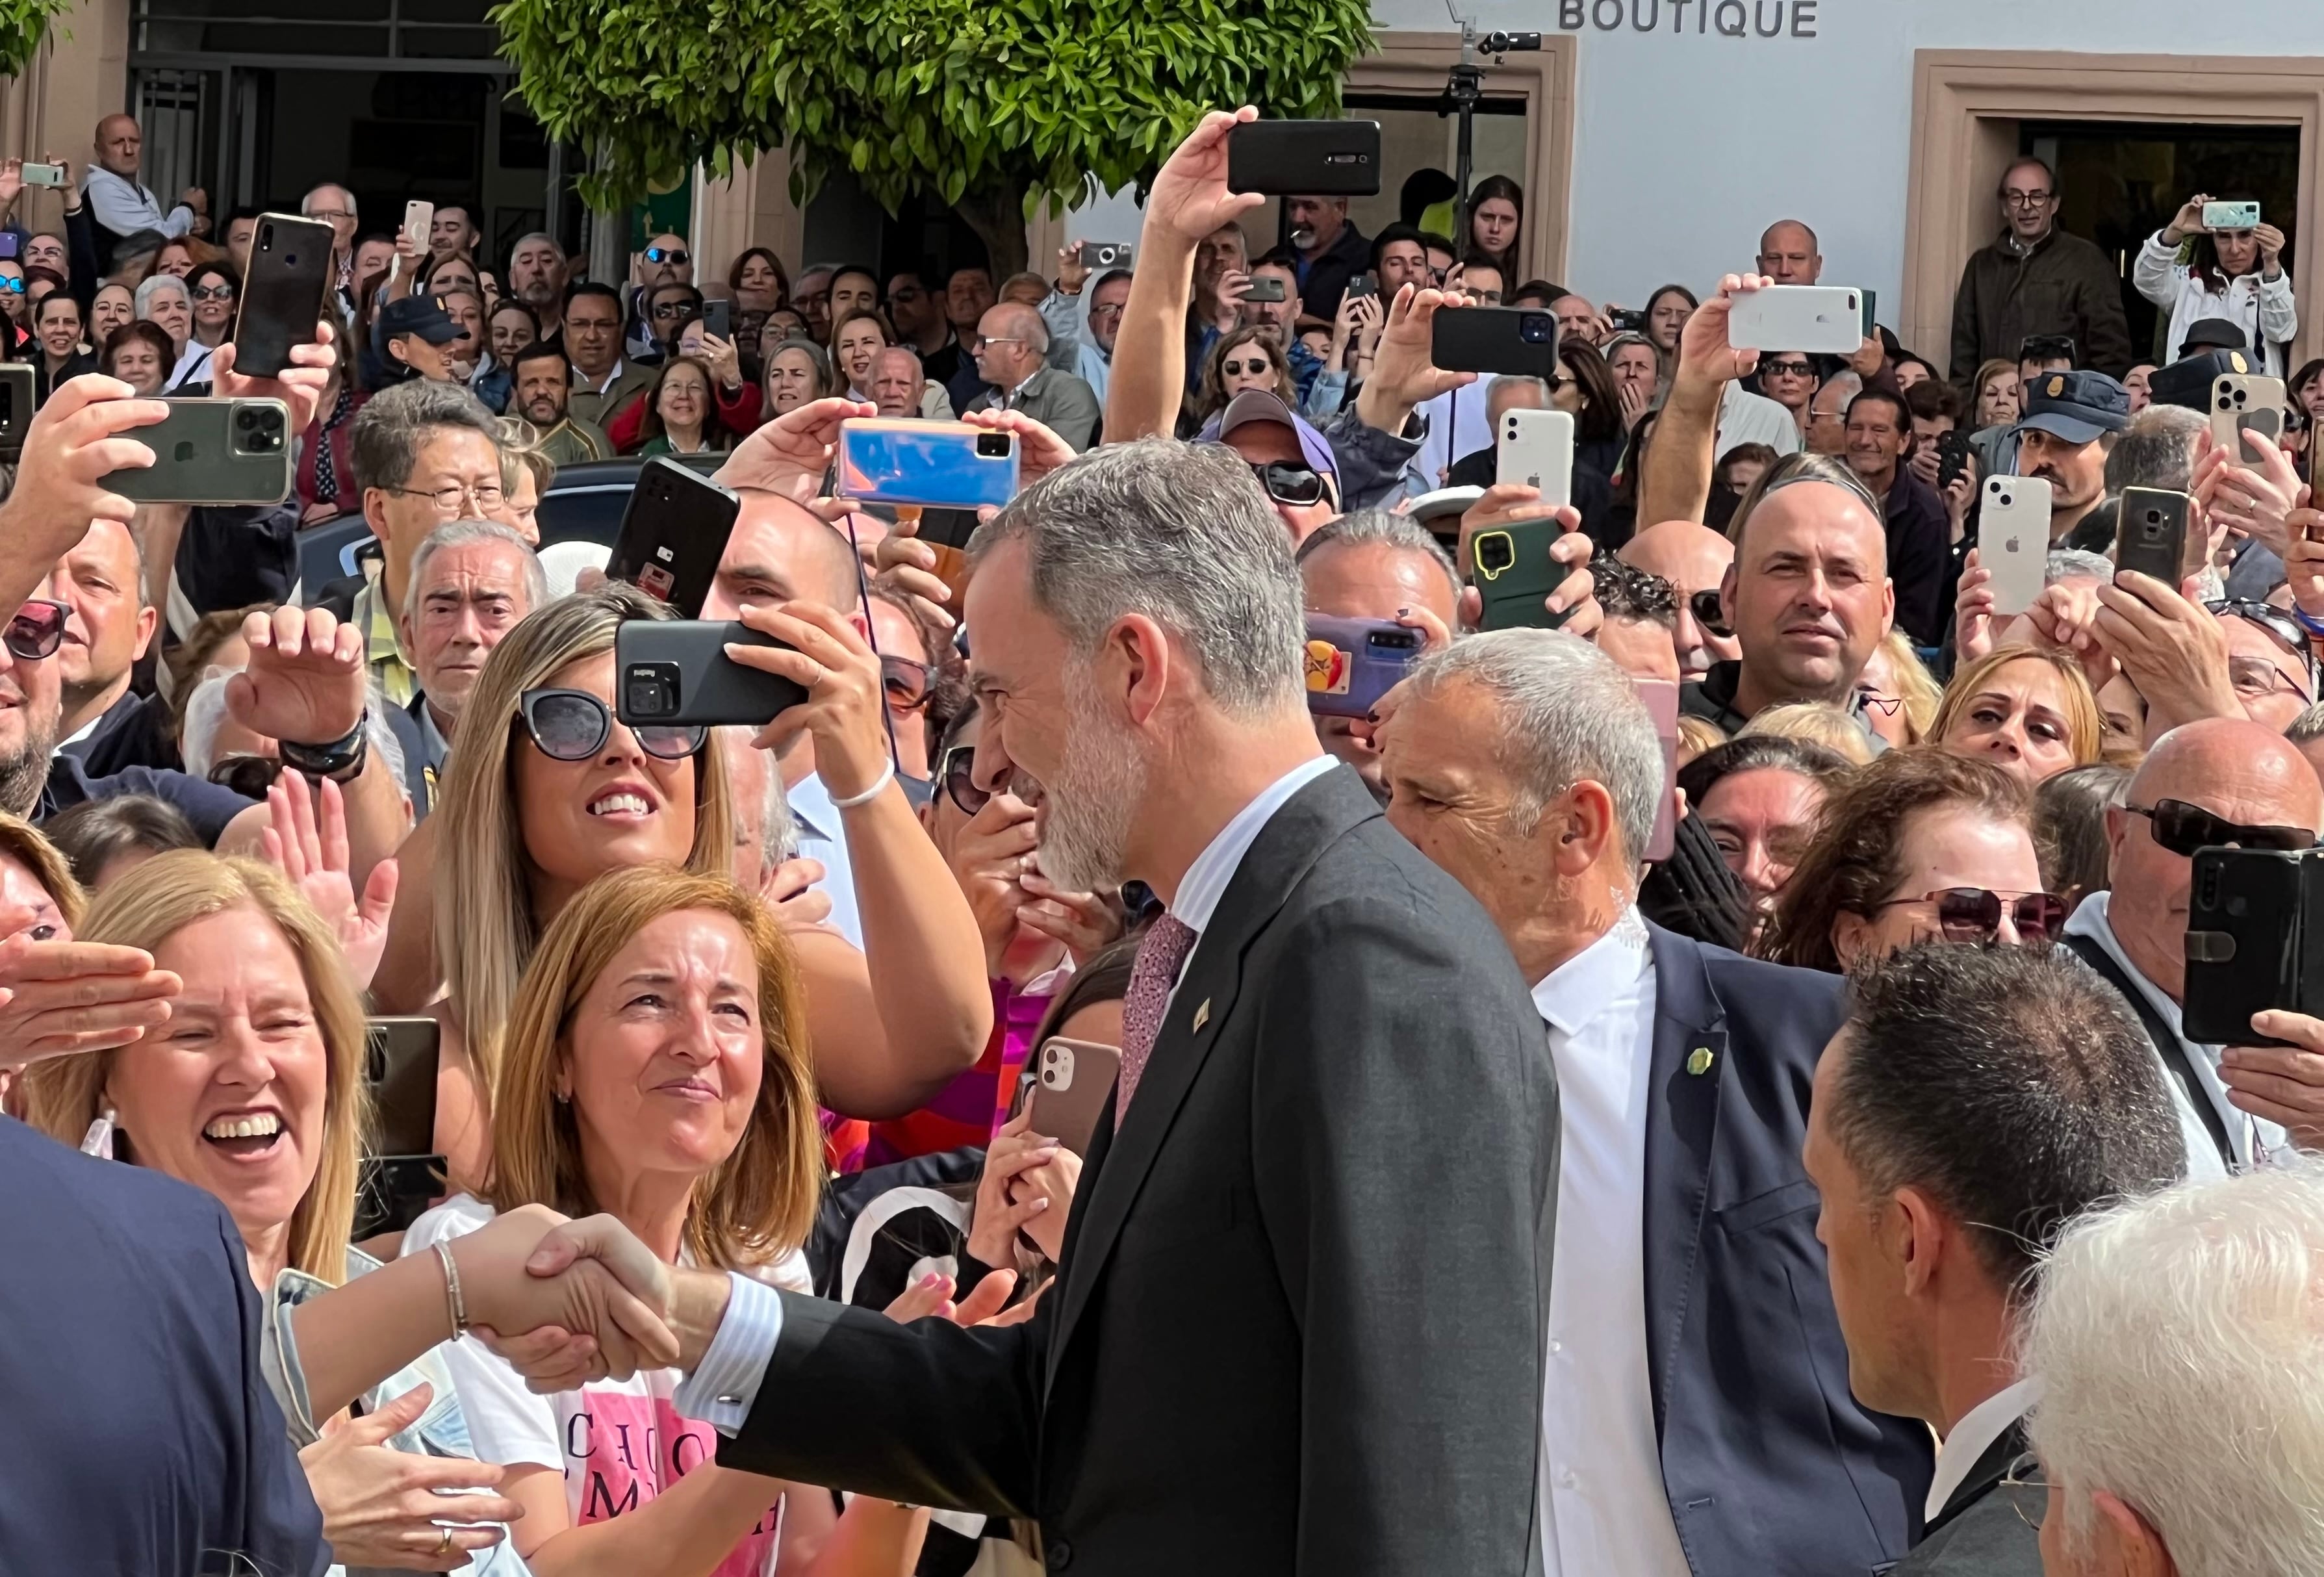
[0,0,131,234]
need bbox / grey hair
[996,301,1049,355]
[1295,507,1459,602]
[300,183,355,218]
[1817,370,1864,409]
[2045,548,2115,585]
[509,231,562,262]
[1402,629,1664,863]
[133,272,188,317]
[2286,701,2324,745]
[2024,1160,2324,1575]
[350,378,502,493]
[2104,404,2206,493]
[403,520,550,622]
[1487,374,1553,409]
[967,439,1305,718]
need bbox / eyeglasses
[1856,691,1904,716]
[384,481,505,514]
[305,209,353,224]
[2127,798,2318,858]
[4,600,67,661]
[1761,359,1815,378]
[189,283,236,301]
[1687,588,1732,637]
[1251,461,1327,507]
[644,246,690,266]
[517,687,704,762]
[1998,1456,2050,1533]
[881,654,933,712]
[1089,300,1127,318]
[1876,886,2067,943]
[651,301,696,320]
[970,335,1028,353]
[2001,188,2056,208]
[1222,359,1273,378]
[939,743,988,816]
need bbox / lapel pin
[1687,1046,1715,1077]
[1193,999,1211,1032]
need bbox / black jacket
[719,766,1559,1577]
[1894,1423,2043,1576]
[1296,220,1372,322]
[1881,465,1954,646]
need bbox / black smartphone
[702,297,732,339]
[1607,307,1646,333]
[1243,275,1287,304]
[917,507,981,550]
[2115,486,2191,585]
[103,398,294,506]
[2184,847,2324,1045]
[1346,272,1378,301]
[0,364,31,463]
[231,212,336,379]
[1431,305,1561,379]
[604,457,742,619]
[1226,120,1382,196]
[353,1015,442,1241]
[1937,428,1971,491]
[616,619,811,728]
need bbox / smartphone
[1470,517,1571,632]
[18,161,65,188]
[2203,200,2262,232]
[1303,615,1424,719]
[1859,286,1878,339]
[1346,272,1378,301]
[1496,407,1574,504]
[1636,678,1680,864]
[1024,1037,1124,1157]
[1242,275,1287,304]
[402,199,433,251]
[0,365,30,463]
[0,233,18,261]
[2212,374,2288,471]
[2115,486,2193,585]
[1431,305,1561,379]
[1225,120,1383,196]
[701,297,732,340]
[1728,285,1865,355]
[615,619,811,729]
[231,212,335,378]
[2183,847,2324,1045]
[353,1015,442,1241]
[1937,428,1973,492]
[102,399,292,505]
[604,456,742,619]
[1077,240,1133,270]
[1977,475,2052,616]
[837,418,1019,511]
[1606,307,1646,333]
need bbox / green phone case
[1470,517,1571,632]
[105,398,294,507]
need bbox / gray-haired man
[387,519,545,818]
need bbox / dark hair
[2032,762,2128,914]
[1251,248,1297,276]
[491,299,541,337]
[44,794,203,890]
[1832,943,2187,1290]
[1558,339,1622,444]
[1759,748,2030,973]
[1418,231,1457,259]
[1642,282,1699,325]
[101,320,174,376]
[1464,173,1524,281]
[1190,324,1296,425]
[31,285,79,323]
[727,246,789,305]
[1845,386,1911,433]
[828,264,881,301]
[1904,378,1963,426]
[508,339,567,378]
[1593,558,1678,626]
[223,204,264,229]
[1676,734,1852,814]
[1370,222,1431,276]
[1456,250,1506,283]
[2292,357,2324,404]
[635,354,734,452]
[563,279,623,313]
[1717,441,1780,489]
[1510,278,1563,307]
[645,281,704,335]
[184,258,240,296]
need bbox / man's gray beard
[1036,676,1147,895]
[0,723,57,817]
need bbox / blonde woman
[1856,629,1944,747]
[1736,700,1878,765]
[405,866,928,1576]
[1930,645,2104,789]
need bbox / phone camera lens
[1998,493,2012,507]
[1479,535,1515,573]
[975,433,1010,459]
[625,665,677,717]
[1519,313,1553,345]
[236,408,259,430]
[2220,394,2235,411]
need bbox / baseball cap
[2013,368,2130,446]
[379,294,468,345]
[1197,389,1338,481]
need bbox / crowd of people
[0,100,2320,1577]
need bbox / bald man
[963,301,1101,448]
[1620,519,1739,676]
[2063,717,2324,1178]
[85,113,199,245]
[1755,220,1822,286]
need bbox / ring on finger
[438,1526,454,1555]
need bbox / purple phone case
[1303,615,1424,719]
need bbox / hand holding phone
[231,213,335,379]
[1304,616,1424,718]
[837,418,1018,511]
[1227,120,1383,196]
[1977,476,2052,616]
[18,162,65,188]
[1024,1038,1123,1157]
[606,456,743,618]
[1728,286,1865,355]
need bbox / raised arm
[0,377,171,615]
[1637,273,1770,528]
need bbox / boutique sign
[1552,0,1823,37]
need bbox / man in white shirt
[81,114,201,246]
[1371,626,1932,1575]
[1802,943,2186,1575]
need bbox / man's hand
[1453,484,1599,636]
[1143,106,1266,248]
[714,396,875,503]
[511,1213,736,1381]
[2193,426,2307,560]
[1355,285,1475,438]
[226,605,366,748]
[728,600,892,799]
[1054,245,1090,296]
[2094,571,2238,732]
[0,934,181,1069]
[2,377,171,577]
[865,512,956,631]
[960,407,1076,489]
[457,1205,679,1387]
[759,854,833,929]
[2223,1011,2324,1151]
[298,1383,521,1572]
[260,772,397,990]
[1670,273,1772,397]
[2019,577,2119,696]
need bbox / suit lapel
[1930,1421,2031,1533]
[1043,767,1375,1397]
[1641,925,1728,1442]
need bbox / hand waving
[227,606,367,749]
[260,771,398,990]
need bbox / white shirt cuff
[670,1271,784,1437]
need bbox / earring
[80,1105,118,1159]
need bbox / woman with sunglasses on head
[1931,647,2102,788]
[1759,748,2062,974]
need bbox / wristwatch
[277,713,369,782]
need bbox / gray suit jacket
[966,364,1103,450]
[719,765,1559,1576]
[1895,1424,2044,1576]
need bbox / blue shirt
[785,769,863,949]
[39,752,255,845]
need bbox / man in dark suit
[1806,943,2186,1574]
[578,437,1560,1576]
[1372,626,1932,1576]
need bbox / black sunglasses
[1251,461,1327,507]
[1687,588,1732,637]
[1879,886,2066,943]
[5,599,67,661]
[882,654,932,712]
[1222,358,1273,378]
[1761,359,1815,378]
[2128,798,2318,858]
[939,742,988,816]
[518,687,703,762]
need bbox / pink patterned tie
[1114,915,1199,1129]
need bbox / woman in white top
[405,865,927,1576]
[2134,192,2297,373]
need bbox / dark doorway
[2020,120,2301,366]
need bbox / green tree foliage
[0,0,73,80]
[491,0,1374,274]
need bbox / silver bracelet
[828,760,895,810]
[434,1241,469,1338]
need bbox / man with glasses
[1803,943,2186,1577]
[886,267,971,396]
[2063,717,2324,1177]
[1194,389,1340,541]
[1804,369,1859,457]
[300,182,359,304]
[1075,266,1132,406]
[963,301,1100,450]
[1948,155,2133,389]
[625,235,696,360]
[1619,519,1741,678]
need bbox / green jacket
[1948,227,2134,384]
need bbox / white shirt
[1717,383,1802,461]
[166,339,214,392]
[2133,231,2299,374]
[785,769,863,949]
[1405,374,1500,499]
[2063,892,2282,1178]
[1531,910,1692,1577]
[1926,1376,2041,1522]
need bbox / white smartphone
[1496,407,1574,505]
[1978,475,2052,617]
[2203,200,2260,232]
[402,199,433,250]
[1728,285,1865,355]
[18,162,65,188]
[2211,374,2287,472]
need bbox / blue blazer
[0,1116,325,1576]
[1642,925,1934,1575]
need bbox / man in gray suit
[964,300,1102,448]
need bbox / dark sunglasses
[5,599,67,661]
[1879,886,2066,943]
[209,754,285,799]
[189,283,236,301]
[1761,359,1815,378]
[518,687,703,762]
[881,654,932,712]
[651,301,696,319]
[2129,798,2318,858]
[939,743,988,816]
[1251,461,1327,507]
[2208,596,2318,669]
[1222,358,1273,378]
[1687,588,1732,637]
[645,246,690,265]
